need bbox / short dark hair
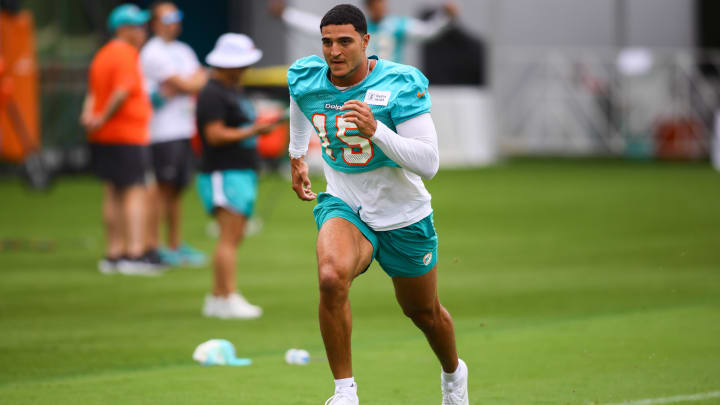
[320,4,367,35]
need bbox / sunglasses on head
[161,10,183,25]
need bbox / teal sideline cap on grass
[192,339,252,366]
[107,4,150,32]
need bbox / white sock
[442,359,466,382]
[334,377,357,394]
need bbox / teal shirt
[287,55,431,174]
[367,16,409,63]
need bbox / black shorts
[90,143,151,188]
[150,138,194,189]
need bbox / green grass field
[1,159,719,405]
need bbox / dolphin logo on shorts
[423,252,433,266]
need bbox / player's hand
[340,100,377,138]
[290,157,317,201]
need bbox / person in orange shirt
[80,4,161,275]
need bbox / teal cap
[108,4,150,32]
[192,339,252,367]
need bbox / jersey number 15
[312,113,374,165]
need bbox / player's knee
[317,257,352,297]
[317,270,349,299]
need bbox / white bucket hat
[206,33,263,68]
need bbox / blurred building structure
[490,0,716,159]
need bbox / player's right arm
[289,96,317,201]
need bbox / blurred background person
[195,33,281,319]
[141,1,207,267]
[80,4,161,275]
[268,0,458,63]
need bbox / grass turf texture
[0,159,719,405]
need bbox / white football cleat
[324,391,359,405]
[203,293,262,319]
[441,359,469,405]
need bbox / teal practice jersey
[287,55,431,174]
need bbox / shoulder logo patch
[417,90,426,98]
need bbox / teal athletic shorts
[313,192,438,278]
[196,170,258,217]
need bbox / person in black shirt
[195,33,280,319]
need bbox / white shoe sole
[98,265,117,274]
[116,264,164,277]
[202,307,262,320]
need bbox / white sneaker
[441,359,469,405]
[98,257,119,274]
[324,390,359,405]
[202,295,219,317]
[116,257,164,276]
[203,293,262,319]
[227,293,262,315]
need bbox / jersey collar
[324,55,382,94]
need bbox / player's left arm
[341,101,439,179]
[372,113,439,179]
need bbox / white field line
[602,391,720,405]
